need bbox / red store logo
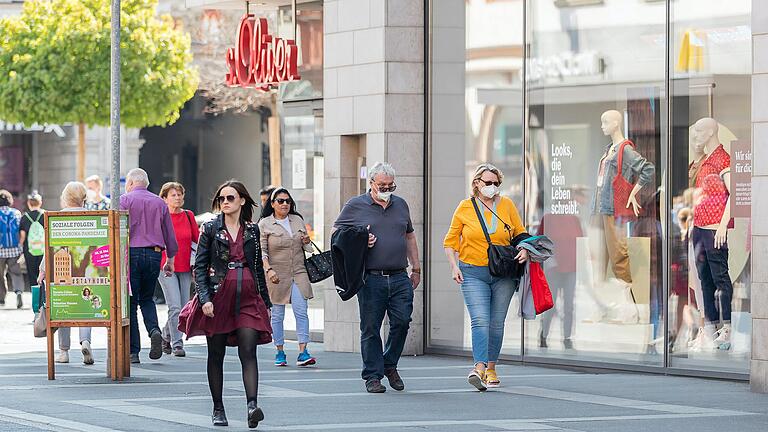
[225,15,300,89]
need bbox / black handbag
[304,240,333,283]
[470,197,522,279]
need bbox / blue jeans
[459,262,516,365]
[357,272,414,381]
[129,248,162,355]
[272,282,310,347]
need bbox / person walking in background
[179,180,272,428]
[259,187,316,367]
[85,175,111,210]
[0,189,24,309]
[120,168,178,364]
[259,185,276,208]
[19,191,45,311]
[48,182,94,364]
[443,163,528,391]
[157,182,199,358]
[333,162,421,394]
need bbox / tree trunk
[77,122,86,182]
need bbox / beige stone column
[323,0,425,355]
[751,0,768,393]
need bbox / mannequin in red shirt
[689,118,734,352]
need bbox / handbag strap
[470,198,493,245]
[474,197,513,242]
[185,210,196,237]
[615,140,634,177]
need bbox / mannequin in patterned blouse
[689,118,734,352]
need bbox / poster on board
[47,215,111,321]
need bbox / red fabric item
[612,140,638,220]
[530,262,554,314]
[161,210,200,273]
[693,144,731,227]
[178,226,272,346]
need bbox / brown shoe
[365,378,386,393]
[384,368,404,391]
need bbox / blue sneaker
[274,350,287,367]
[296,349,316,367]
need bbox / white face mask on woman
[480,185,499,199]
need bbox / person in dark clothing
[19,191,45,310]
[179,180,271,428]
[333,162,421,394]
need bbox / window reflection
[428,0,752,374]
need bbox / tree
[0,0,199,181]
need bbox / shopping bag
[530,262,554,314]
[33,304,56,338]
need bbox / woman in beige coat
[259,187,316,367]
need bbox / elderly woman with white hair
[37,182,95,364]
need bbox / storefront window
[428,0,751,375]
[428,0,525,356]
[278,1,324,101]
[668,0,752,373]
[524,0,666,366]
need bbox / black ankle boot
[212,407,228,426]
[247,401,264,428]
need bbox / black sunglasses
[478,180,500,187]
[217,194,237,204]
[274,198,293,205]
[373,183,397,192]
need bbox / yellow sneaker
[485,369,500,388]
[467,368,487,391]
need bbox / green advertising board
[48,215,112,321]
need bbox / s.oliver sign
[225,15,300,89]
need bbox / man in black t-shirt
[19,191,44,307]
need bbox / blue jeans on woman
[271,282,310,346]
[459,261,516,365]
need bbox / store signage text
[225,15,300,89]
[0,121,66,137]
[524,51,605,84]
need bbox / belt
[366,269,406,276]
[134,246,162,252]
[228,262,246,316]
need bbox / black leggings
[206,328,261,409]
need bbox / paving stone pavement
[0,340,767,432]
[1,293,767,431]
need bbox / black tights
[206,328,261,409]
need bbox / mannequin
[590,110,654,324]
[689,117,733,351]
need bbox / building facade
[190,0,766,391]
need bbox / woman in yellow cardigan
[443,164,528,391]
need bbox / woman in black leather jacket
[179,180,272,428]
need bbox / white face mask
[377,191,393,202]
[480,185,499,199]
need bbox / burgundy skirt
[179,270,272,347]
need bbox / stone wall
[323,0,425,355]
[751,0,768,393]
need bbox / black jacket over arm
[194,214,271,308]
[331,225,369,301]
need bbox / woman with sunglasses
[258,188,316,367]
[443,163,528,391]
[180,180,272,428]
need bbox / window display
[428,0,752,375]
